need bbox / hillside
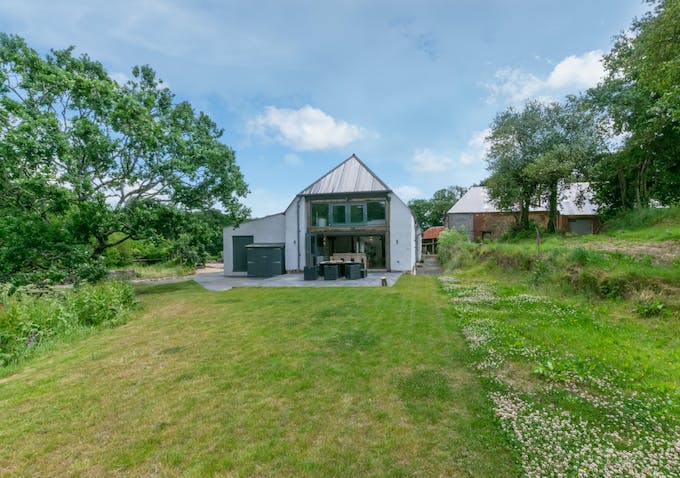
[438,207,680,475]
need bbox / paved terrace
[192,271,405,291]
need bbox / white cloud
[546,50,604,90]
[485,68,544,105]
[459,128,491,165]
[408,148,454,173]
[485,50,604,105]
[248,105,366,151]
[394,185,424,202]
[283,153,303,166]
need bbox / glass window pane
[311,203,329,226]
[350,204,365,223]
[332,205,346,224]
[367,201,386,223]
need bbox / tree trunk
[92,234,132,258]
[617,164,628,209]
[637,158,649,209]
[520,196,530,229]
[548,182,558,233]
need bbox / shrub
[0,281,135,367]
[438,229,476,269]
[636,300,666,318]
[569,247,590,266]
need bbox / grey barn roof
[299,154,391,196]
[448,183,597,216]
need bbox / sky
[0,0,651,217]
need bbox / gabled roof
[558,183,598,216]
[299,154,391,196]
[447,183,597,216]
[423,226,446,240]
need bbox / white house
[223,155,422,275]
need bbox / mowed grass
[0,276,517,477]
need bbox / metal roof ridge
[298,154,391,196]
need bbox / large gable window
[350,204,365,224]
[367,201,386,224]
[311,200,386,227]
[311,203,329,227]
[332,204,347,225]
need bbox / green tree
[0,34,249,284]
[485,101,547,229]
[486,100,600,231]
[408,186,467,229]
[584,0,680,210]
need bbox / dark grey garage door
[232,236,254,272]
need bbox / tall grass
[134,262,195,279]
[439,229,680,316]
[0,281,135,367]
[604,206,680,240]
[605,206,680,230]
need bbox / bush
[438,229,476,269]
[0,281,135,366]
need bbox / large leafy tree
[485,101,551,230]
[0,34,249,283]
[584,0,680,210]
[485,100,600,231]
[408,186,467,229]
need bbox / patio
[192,271,404,292]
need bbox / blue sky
[0,0,650,217]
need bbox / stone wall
[472,212,550,240]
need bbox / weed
[0,281,135,366]
[636,300,666,318]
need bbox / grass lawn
[0,276,517,477]
[134,262,196,279]
[442,261,679,476]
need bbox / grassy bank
[0,277,517,476]
[0,281,135,369]
[438,207,680,475]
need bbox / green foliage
[485,100,601,231]
[584,0,680,211]
[636,300,666,318]
[0,34,248,284]
[408,186,467,229]
[445,217,680,308]
[0,281,135,366]
[437,228,476,269]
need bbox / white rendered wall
[284,197,306,271]
[222,214,285,275]
[388,193,417,271]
